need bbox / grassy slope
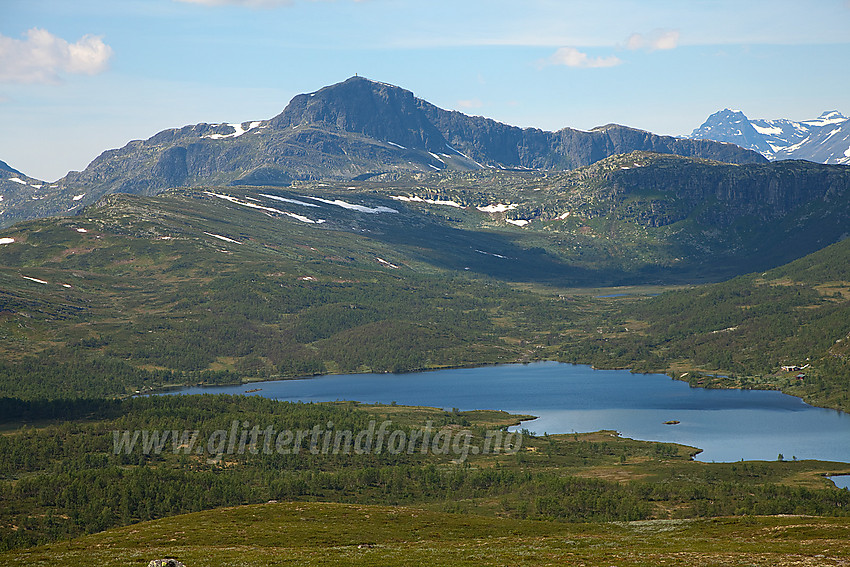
[1,179,849,410]
[0,184,617,398]
[4,501,850,567]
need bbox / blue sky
[2,0,849,181]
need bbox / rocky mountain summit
[690,108,850,164]
[0,77,765,227]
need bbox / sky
[1,0,849,182]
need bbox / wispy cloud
[175,0,290,5]
[544,47,622,68]
[625,29,680,51]
[174,0,365,6]
[0,28,112,84]
[457,99,483,109]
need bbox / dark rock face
[564,153,850,240]
[272,78,451,153]
[152,146,189,187]
[66,76,764,200]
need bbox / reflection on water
[164,361,850,464]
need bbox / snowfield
[259,194,320,208]
[203,232,242,244]
[477,203,517,213]
[204,121,263,140]
[205,191,325,224]
[390,195,464,208]
[376,257,399,268]
[303,196,397,214]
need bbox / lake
[166,361,850,464]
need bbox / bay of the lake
[166,361,850,464]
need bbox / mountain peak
[689,108,771,155]
[271,76,450,152]
[690,107,850,165]
[802,110,848,128]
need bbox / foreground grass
[4,501,850,567]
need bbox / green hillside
[4,501,850,566]
[594,237,850,411]
[1,166,850,410]
[0,184,598,399]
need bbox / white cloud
[0,28,112,84]
[546,47,622,68]
[457,99,483,109]
[625,29,680,51]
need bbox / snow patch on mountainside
[205,121,263,140]
[477,203,517,213]
[302,196,397,214]
[691,109,850,165]
[390,195,464,208]
[204,232,242,244]
[751,124,783,136]
[259,193,320,208]
[205,191,325,223]
[375,257,398,268]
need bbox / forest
[2,395,848,552]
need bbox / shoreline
[140,357,846,417]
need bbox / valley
[1,75,849,564]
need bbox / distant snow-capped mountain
[689,109,850,165]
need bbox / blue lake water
[165,361,850,464]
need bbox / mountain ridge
[690,108,850,164]
[0,76,766,228]
[0,159,23,176]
